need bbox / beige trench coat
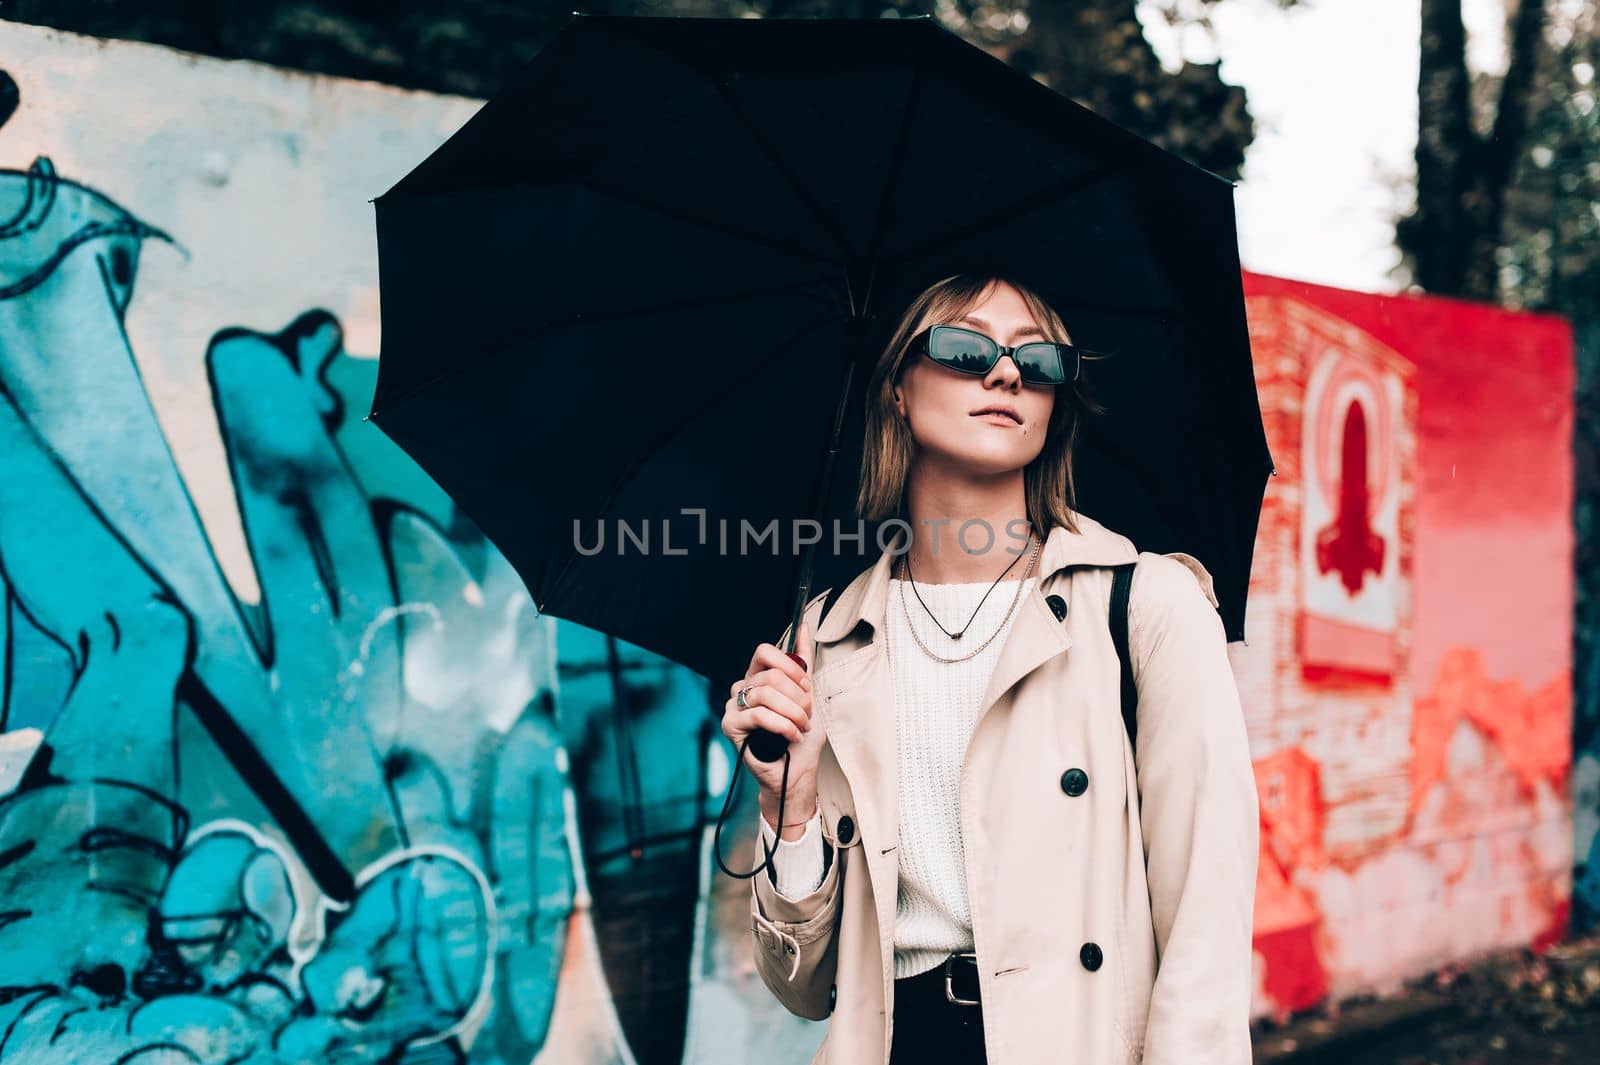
[749,511,1259,1065]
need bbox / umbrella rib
[563,173,839,267]
[368,277,834,421]
[541,312,839,616]
[649,47,858,261]
[608,27,864,260]
[860,27,931,288]
[894,162,1122,262]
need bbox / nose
[983,350,1024,390]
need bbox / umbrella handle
[745,651,810,763]
[746,729,791,763]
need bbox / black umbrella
[366,12,1271,726]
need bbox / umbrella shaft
[783,353,858,660]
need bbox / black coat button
[1045,594,1068,621]
[1080,942,1103,971]
[1060,768,1089,796]
[836,814,855,845]
[829,983,837,1012]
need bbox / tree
[1502,0,1600,932]
[1397,0,1548,302]
[1005,0,1266,182]
[1496,1,1599,320]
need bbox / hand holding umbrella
[717,619,826,875]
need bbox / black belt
[897,951,982,1007]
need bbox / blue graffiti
[0,154,584,1061]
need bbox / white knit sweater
[759,573,1037,979]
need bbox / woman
[720,273,1259,1065]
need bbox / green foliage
[1499,3,1598,320]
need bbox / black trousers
[888,958,989,1064]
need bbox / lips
[971,405,1022,424]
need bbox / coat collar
[814,509,1138,646]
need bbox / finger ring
[736,686,753,709]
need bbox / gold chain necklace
[895,537,1041,664]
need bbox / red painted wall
[1236,270,1575,1019]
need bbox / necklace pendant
[951,629,964,639]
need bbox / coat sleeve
[749,592,845,1021]
[1129,552,1260,1064]
[751,820,842,1020]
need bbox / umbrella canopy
[367,12,1272,687]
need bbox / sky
[1133,0,1512,295]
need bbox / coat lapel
[812,543,901,994]
[978,515,1139,714]
[815,644,899,1001]
[977,583,1073,715]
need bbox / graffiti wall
[0,22,817,1065]
[1237,270,1576,1017]
[0,21,1582,1063]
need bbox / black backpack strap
[1108,562,1137,750]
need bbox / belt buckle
[943,951,980,1006]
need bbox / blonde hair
[854,272,1105,537]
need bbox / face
[893,281,1058,478]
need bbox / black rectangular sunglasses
[911,324,1091,386]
